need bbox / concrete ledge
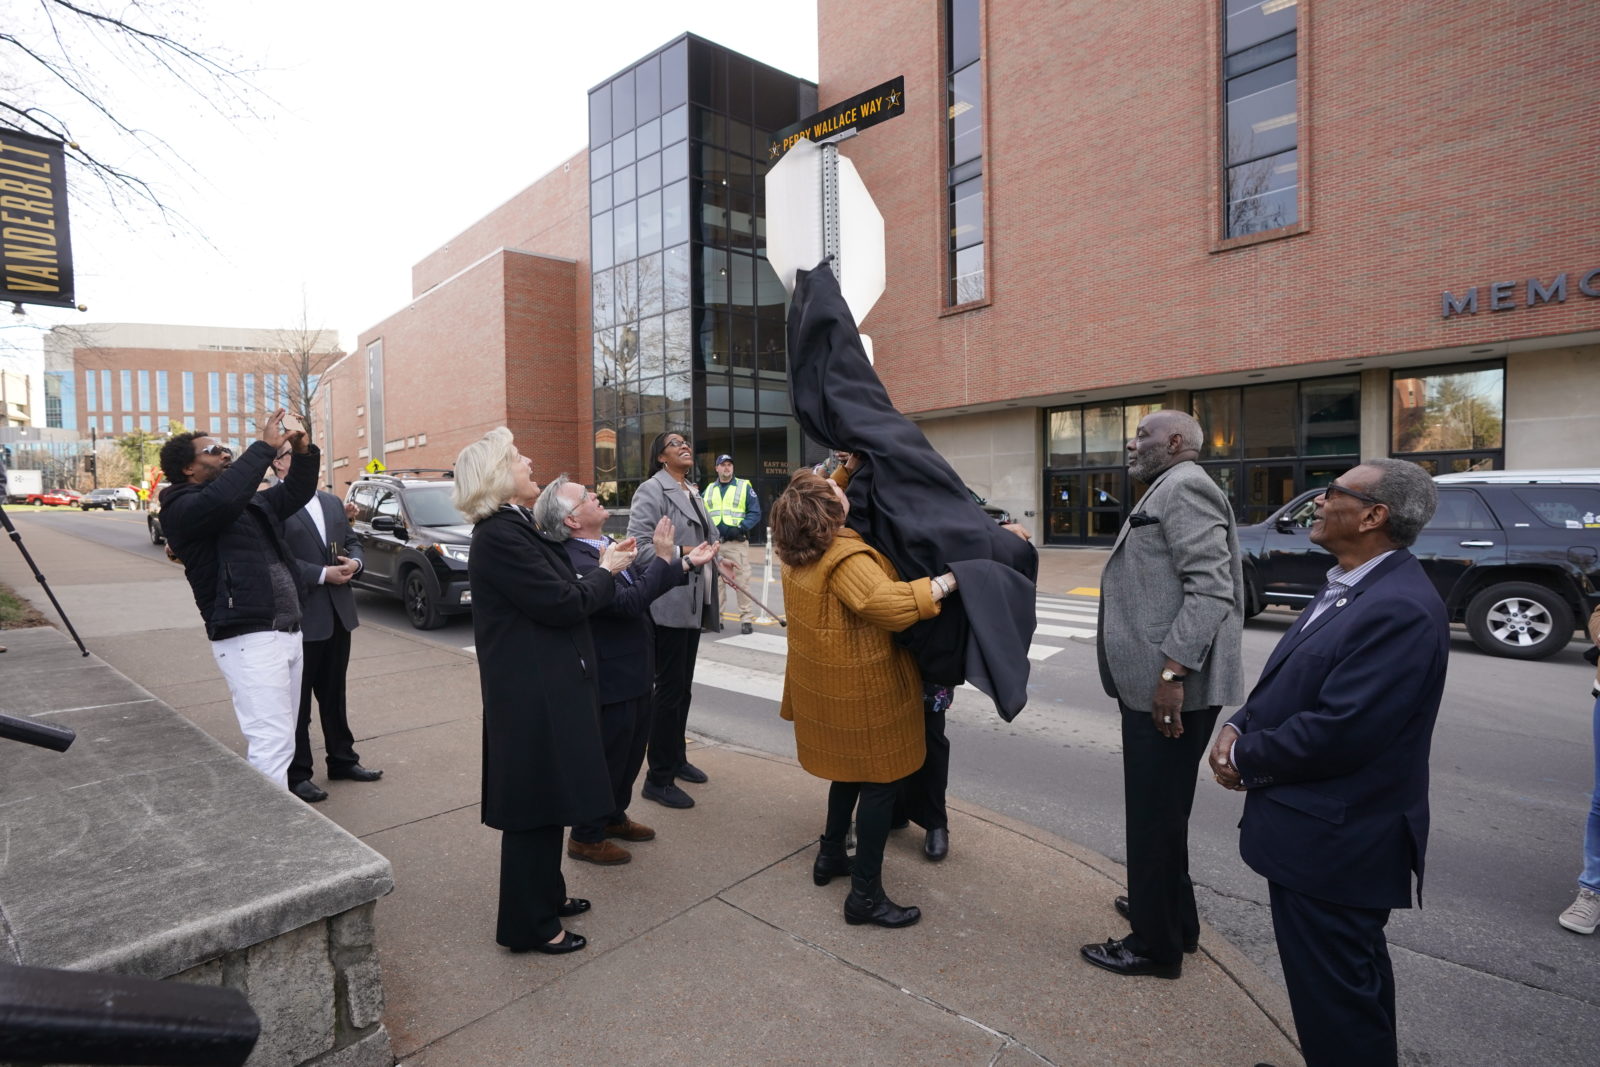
[0,626,396,1066]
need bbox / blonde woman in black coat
[453,428,636,954]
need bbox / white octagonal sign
[764,137,886,328]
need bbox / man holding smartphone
[271,442,383,802]
[157,409,318,788]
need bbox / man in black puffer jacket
[158,409,319,788]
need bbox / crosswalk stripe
[1028,643,1063,661]
[716,633,790,656]
[694,660,784,702]
[1036,607,1098,622]
[1034,623,1097,639]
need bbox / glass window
[612,129,635,167]
[140,415,152,432]
[1193,388,1241,458]
[1428,490,1500,530]
[243,374,255,414]
[1242,382,1297,457]
[1047,409,1082,468]
[208,372,220,411]
[635,55,660,121]
[702,246,729,306]
[613,200,637,262]
[637,189,662,254]
[613,259,636,321]
[136,370,149,410]
[1226,0,1298,54]
[950,176,982,251]
[663,243,691,310]
[613,162,636,203]
[637,252,663,317]
[1300,375,1358,456]
[590,141,611,179]
[637,151,661,194]
[84,369,97,411]
[660,40,688,111]
[639,315,665,378]
[952,245,984,305]
[120,369,132,408]
[949,63,983,167]
[1223,4,1298,237]
[1083,405,1125,467]
[665,307,692,376]
[661,142,688,185]
[637,117,661,157]
[589,83,611,145]
[226,374,237,412]
[949,0,981,69]
[100,369,111,410]
[156,370,168,412]
[661,180,690,247]
[945,1,984,306]
[1391,364,1504,453]
[1511,488,1600,530]
[1227,149,1298,237]
[591,210,613,271]
[591,175,611,214]
[662,103,688,146]
[611,69,635,134]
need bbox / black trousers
[893,699,950,831]
[646,626,701,786]
[288,624,360,785]
[572,693,652,842]
[1269,881,1398,1067]
[1119,701,1219,964]
[496,825,567,948]
[823,779,902,894]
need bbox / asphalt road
[20,508,1600,1064]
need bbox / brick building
[337,5,1599,542]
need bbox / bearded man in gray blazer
[1082,409,1244,979]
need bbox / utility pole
[89,425,98,489]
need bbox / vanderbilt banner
[0,129,74,308]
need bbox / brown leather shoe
[567,837,631,865]
[603,819,656,842]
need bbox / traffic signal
[83,454,95,473]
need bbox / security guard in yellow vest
[704,454,762,633]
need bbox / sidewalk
[1,516,1300,1066]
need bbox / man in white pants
[157,409,319,788]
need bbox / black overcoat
[469,508,617,831]
[786,264,1039,720]
[563,541,688,705]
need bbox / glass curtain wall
[1042,397,1162,544]
[589,36,814,512]
[1390,362,1504,474]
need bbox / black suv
[1238,471,1600,660]
[345,470,473,629]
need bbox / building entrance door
[1043,467,1139,545]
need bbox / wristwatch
[1159,668,1188,684]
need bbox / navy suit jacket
[1228,550,1449,910]
[282,490,363,642]
[564,539,687,705]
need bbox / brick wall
[819,0,1600,414]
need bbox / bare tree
[256,306,342,444]
[1,0,263,224]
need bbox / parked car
[147,483,171,544]
[1237,470,1600,660]
[25,489,81,507]
[968,488,1014,526]
[80,487,139,511]
[345,470,472,629]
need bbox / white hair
[452,427,520,523]
[533,475,580,542]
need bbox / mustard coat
[780,527,942,783]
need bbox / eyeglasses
[1323,482,1381,506]
[662,437,690,449]
[199,444,233,458]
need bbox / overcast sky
[1,1,818,371]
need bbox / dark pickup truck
[1238,472,1600,659]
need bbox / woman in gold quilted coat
[771,469,958,928]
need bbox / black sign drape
[0,130,74,308]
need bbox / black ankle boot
[813,838,852,886]
[843,880,921,928]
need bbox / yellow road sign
[364,459,386,474]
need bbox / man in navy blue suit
[1209,458,1448,1067]
[535,476,717,865]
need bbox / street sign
[364,459,386,474]
[765,136,886,328]
[767,76,905,161]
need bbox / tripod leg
[0,503,91,657]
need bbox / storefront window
[1391,363,1504,454]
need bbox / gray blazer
[627,469,720,630]
[1097,460,1244,712]
[283,490,363,643]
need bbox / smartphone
[328,541,342,565]
[280,412,304,436]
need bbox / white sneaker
[1558,887,1600,934]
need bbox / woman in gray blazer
[627,430,733,809]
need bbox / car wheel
[1465,581,1573,660]
[403,568,445,630]
[149,520,164,545]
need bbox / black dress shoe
[557,897,591,917]
[642,781,695,808]
[674,762,708,784]
[290,780,328,803]
[740,622,753,634]
[844,888,921,928]
[328,764,383,782]
[923,827,949,862]
[508,930,587,955]
[1079,937,1181,979]
[1113,895,1198,953]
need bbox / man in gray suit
[1082,410,1244,979]
[271,448,383,803]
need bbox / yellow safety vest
[704,478,750,526]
